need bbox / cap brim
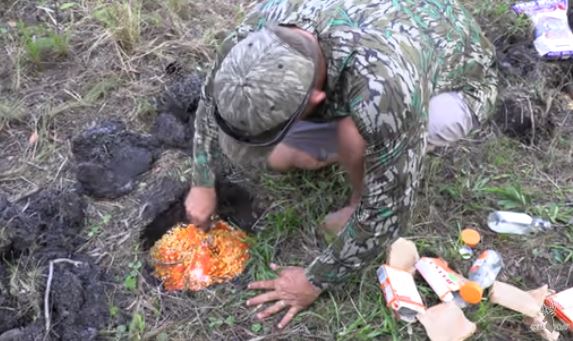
[218,129,276,170]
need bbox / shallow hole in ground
[140,179,262,250]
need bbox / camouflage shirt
[192,0,497,290]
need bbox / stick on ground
[44,258,84,339]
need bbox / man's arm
[304,60,428,290]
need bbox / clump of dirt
[495,91,556,144]
[71,120,161,199]
[493,40,570,144]
[151,64,204,150]
[0,190,86,258]
[151,113,194,150]
[0,190,111,341]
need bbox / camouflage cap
[213,26,318,147]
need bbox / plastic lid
[461,228,481,248]
[460,281,483,304]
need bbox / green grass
[17,22,69,66]
[0,98,25,129]
[94,0,142,52]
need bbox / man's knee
[427,92,475,147]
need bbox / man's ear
[310,89,326,106]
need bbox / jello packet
[513,0,573,59]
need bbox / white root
[44,258,84,339]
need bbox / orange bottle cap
[461,228,481,248]
[460,281,483,304]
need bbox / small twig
[44,258,84,339]
[527,97,536,146]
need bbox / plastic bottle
[487,211,551,235]
[459,250,503,304]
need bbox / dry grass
[1,0,572,340]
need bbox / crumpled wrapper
[149,221,250,291]
[387,237,419,275]
[417,301,476,341]
[489,281,560,341]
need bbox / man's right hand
[184,186,217,229]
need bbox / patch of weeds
[246,206,305,281]
[333,277,400,340]
[336,304,398,340]
[549,245,573,264]
[531,203,573,225]
[87,213,112,238]
[129,312,146,340]
[133,97,157,123]
[16,22,69,66]
[84,78,121,104]
[208,314,235,329]
[8,259,43,319]
[94,0,142,52]
[483,136,520,168]
[123,258,142,291]
[115,311,146,341]
[109,304,120,319]
[482,184,531,211]
[250,322,263,333]
[0,98,26,128]
[59,2,78,11]
[165,0,193,19]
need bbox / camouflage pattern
[213,27,316,136]
[192,0,498,290]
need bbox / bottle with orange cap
[459,250,504,304]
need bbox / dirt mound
[154,63,203,122]
[151,113,194,150]
[491,25,572,145]
[151,67,204,150]
[71,120,161,199]
[0,190,85,257]
[0,190,111,341]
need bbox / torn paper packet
[387,237,420,274]
[513,0,573,59]
[417,302,477,341]
[416,257,467,305]
[377,265,426,323]
[489,281,545,317]
[545,287,573,330]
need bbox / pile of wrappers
[378,238,572,341]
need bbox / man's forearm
[337,117,366,205]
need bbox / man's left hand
[246,263,322,329]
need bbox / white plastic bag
[513,0,573,59]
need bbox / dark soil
[140,176,264,250]
[71,120,161,200]
[151,65,204,150]
[493,40,569,144]
[151,112,194,150]
[0,190,111,341]
[70,69,203,200]
[0,189,86,258]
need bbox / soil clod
[71,120,161,199]
[151,112,194,150]
[0,190,111,341]
[151,68,204,150]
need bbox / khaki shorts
[282,91,475,159]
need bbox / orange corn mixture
[149,221,250,291]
